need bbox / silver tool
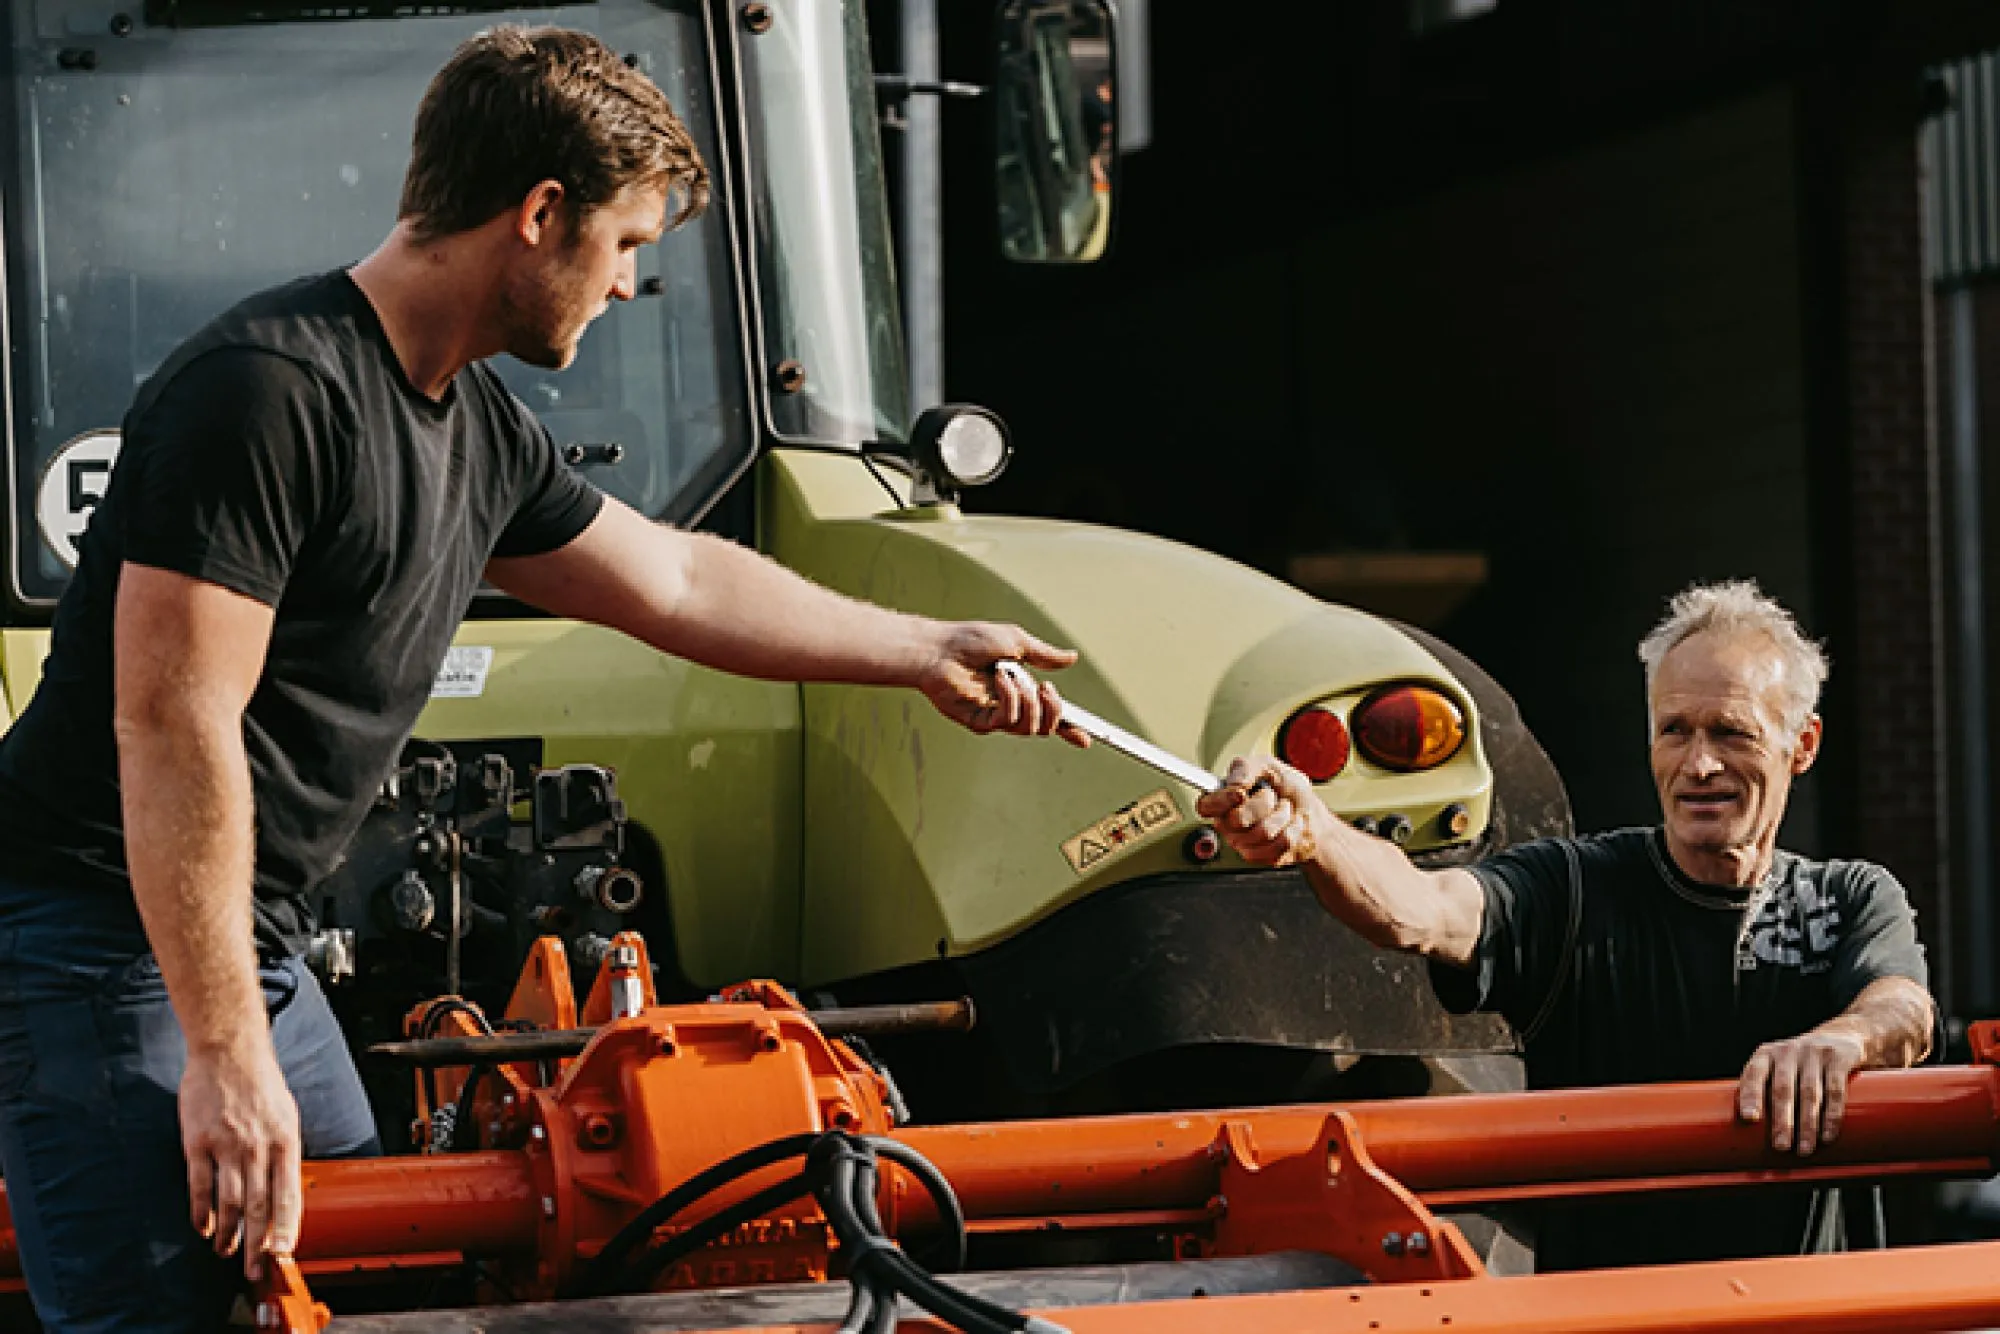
[997,660,1223,793]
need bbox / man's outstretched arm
[1197,757,1486,966]
[486,497,1087,743]
[1736,975,1935,1157]
[114,562,300,1281]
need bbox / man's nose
[611,254,638,302]
[1685,737,1725,778]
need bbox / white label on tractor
[1061,788,1181,875]
[431,646,494,698]
[36,430,122,569]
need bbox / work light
[908,404,1013,500]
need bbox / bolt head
[1381,1231,1405,1256]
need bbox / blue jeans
[0,884,378,1333]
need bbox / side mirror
[993,0,1119,264]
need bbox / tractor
[0,0,1568,1153]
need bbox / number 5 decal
[36,430,121,569]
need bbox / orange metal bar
[0,1068,1989,1276]
[865,1239,2000,1334]
[292,1152,542,1260]
[891,1065,2000,1229]
[0,1151,541,1276]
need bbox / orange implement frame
[0,974,1990,1332]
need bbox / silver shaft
[998,661,1222,793]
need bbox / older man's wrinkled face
[1649,631,1821,884]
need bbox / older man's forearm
[1301,808,1485,967]
[1813,975,1935,1069]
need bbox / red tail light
[1277,705,1350,782]
[1352,685,1465,772]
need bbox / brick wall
[1817,71,1954,997]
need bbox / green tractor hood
[763,450,1492,989]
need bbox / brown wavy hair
[399,25,709,242]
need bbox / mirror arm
[874,74,985,100]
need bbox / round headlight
[938,413,1010,487]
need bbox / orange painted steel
[291,1152,542,1262]
[889,1063,2000,1230]
[0,1054,1986,1284]
[248,1256,329,1332]
[867,1239,2000,1334]
[0,976,1992,1332]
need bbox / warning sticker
[431,646,495,699]
[1061,788,1181,875]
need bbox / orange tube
[0,1150,540,1278]
[0,1067,1987,1272]
[293,1151,541,1260]
[893,1066,2000,1228]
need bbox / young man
[1201,581,1937,1271]
[0,27,1080,1332]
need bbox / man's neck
[1663,829,1774,889]
[348,224,505,400]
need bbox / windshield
[736,0,908,444]
[3,0,753,605]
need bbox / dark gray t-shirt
[0,272,604,956]
[1429,827,1934,1271]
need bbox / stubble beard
[498,264,588,371]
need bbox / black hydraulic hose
[871,1136,968,1272]
[620,1170,813,1287]
[807,1134,1066,1334]
[580,1131,823,1294]
[416,998,493,1149]
[580,1129,1053,1333]
[448,1063,491,1151]
[419,997,494,1038]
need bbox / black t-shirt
[0,271,603,955]
[1430,827,1934,1272]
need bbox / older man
[1200,581,1937,1271]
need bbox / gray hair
[1636,580,1828,738]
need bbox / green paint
[0,445,1492,993]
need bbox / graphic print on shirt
[1739,869,1841,975]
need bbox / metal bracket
[1213,1110,1484,1283]
[249,1255,329,1333]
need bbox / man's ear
[1791,713,1824,775]
[512,180,568,247]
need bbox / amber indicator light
[1277,705,1351,782]
[1353,685,1466,772]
